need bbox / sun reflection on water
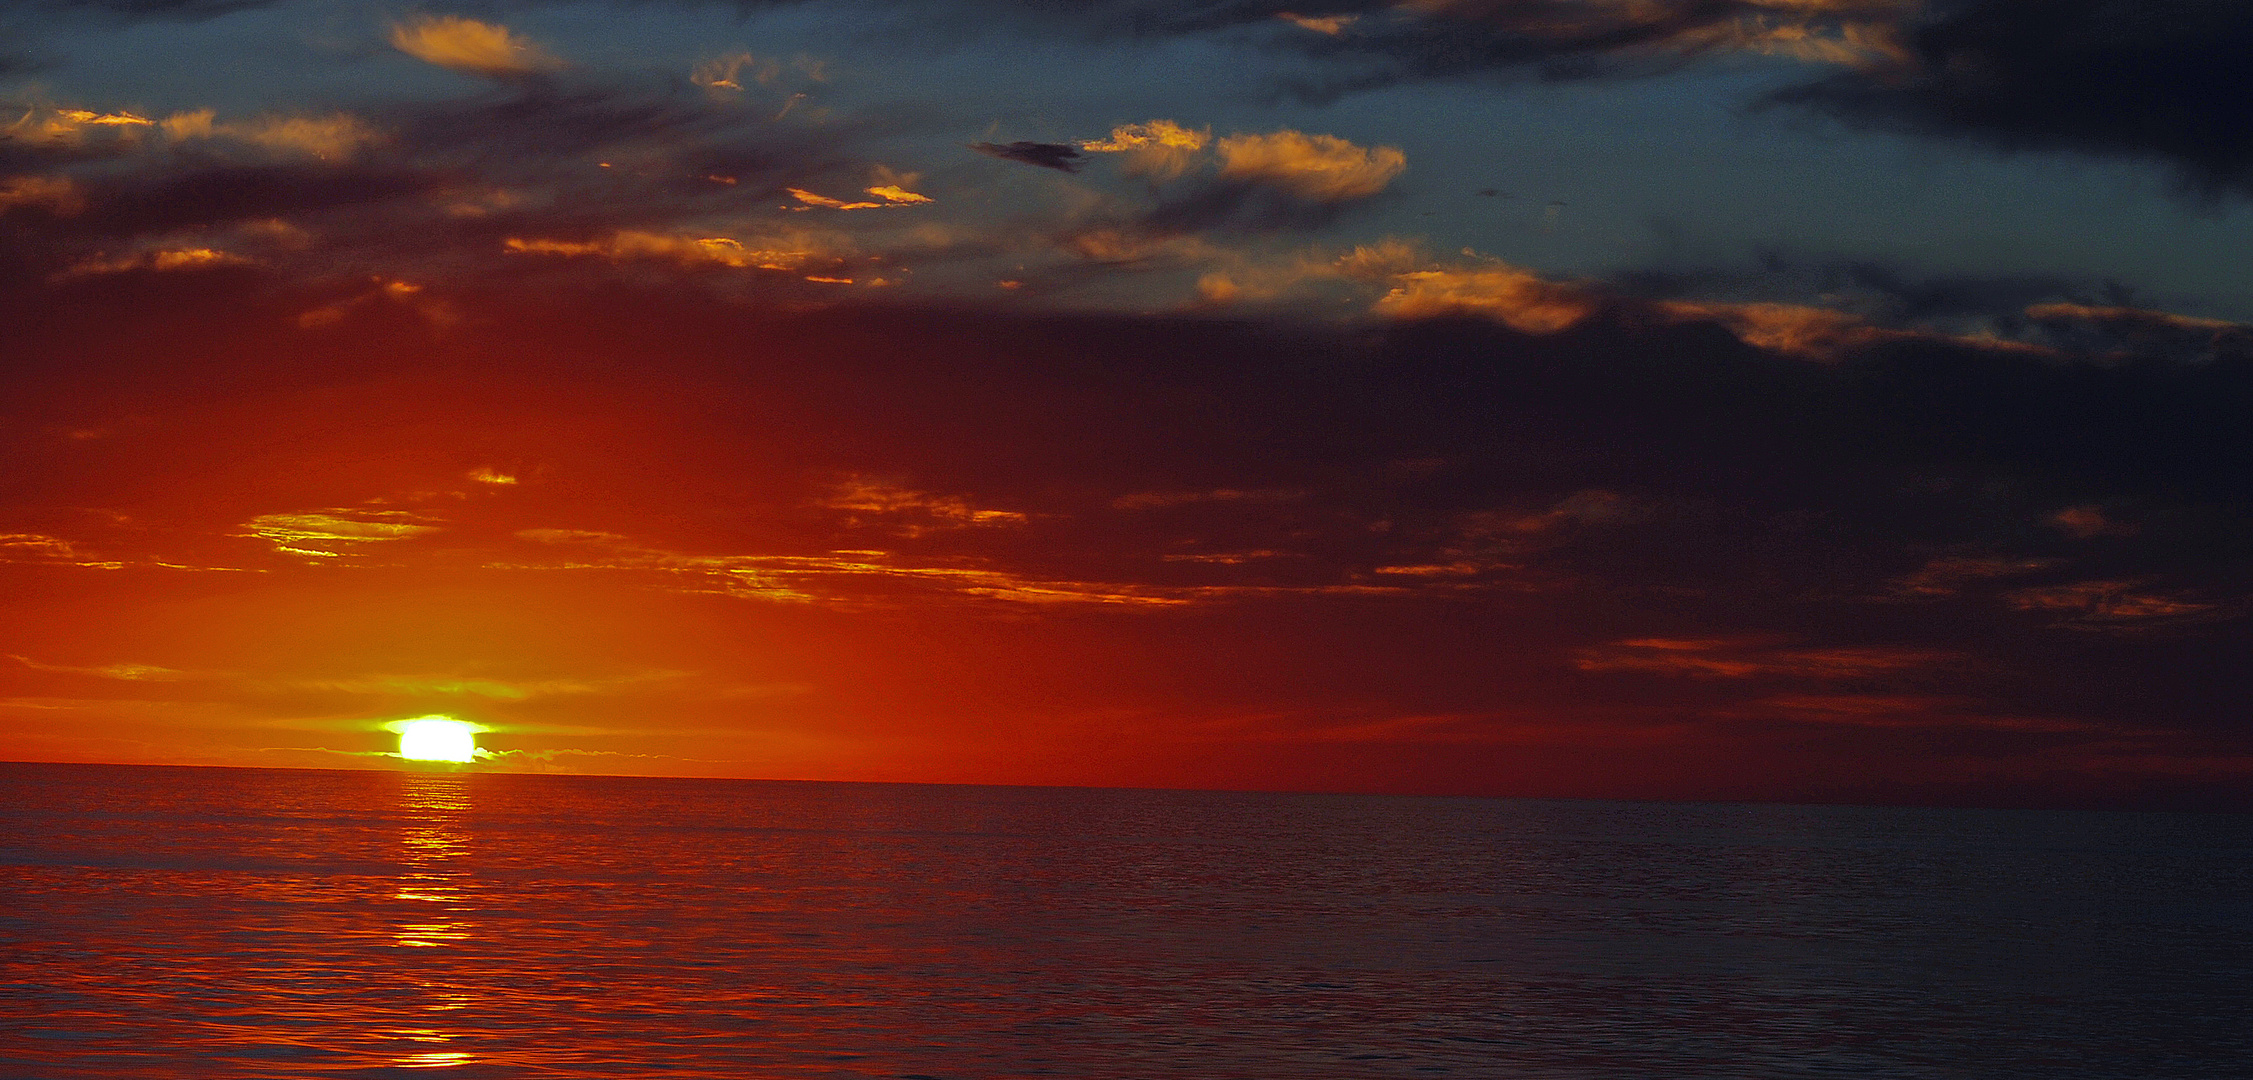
[390,773,478,1069]
[394,774,473,944]
[398,1051,476,1069]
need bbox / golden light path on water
[390,716,480,763]
[393,773,477,1070]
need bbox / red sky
[5,1,2253,810]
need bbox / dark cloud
[687,0,1906,102]
[1610,254,2084,325]
[1135,177,1357,233]
[2017,302,2253,366]
[716,0,2253,195]
[1612,254,2253,366]
[0,70,929,282]
[5,262,2252,805]
[395,80,781,166]
[1777,0,2253,195]
[77,163,438,236]
[28,0,280,17]
[829,0,2253,193]
[971,141,1084,172]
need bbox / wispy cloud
[504,232,831,273]
[0,531,252,572]
[2005,580,2235,632]
[0,174,86,216]
[1883,555,2062,601]
[8,654,191,681]
[501,527,1415,607]
[1275,12,1358,36]
[1726,693,2095,733]
[817,476,1028,533]
[2047,505,2136,540]
[690,51,826,94]
[285,670,683,701]
[158,109,384,160]
[1373,263,1601,333]
[58,245,252,278]
[1080,120,1211,179]
[971,140,1084,172]
[1214,129,1404,202]
[1575,638,1961,681]
[238,509,441,558]
[1111,487,1306,510]
[389,15,561,76]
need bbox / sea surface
[2,762,2248,1078]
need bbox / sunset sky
[5,0,2251,809]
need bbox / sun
[393,716,480,763]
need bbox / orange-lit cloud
[239,510,442,559]
[690,51,826,93]
[2048,505,2136,539]
[2022,301,2250,362]
[1214,129,1406,201]
[786,177,935,213]
[1059,228,1223,266]
[1374,264,1600,333]
[1111,488,1306,510]
[1352,253,2051,360]
[788,187,884,210]
[389,15,561,75]
[1080,119,1213,179]
[1884,554,2061,600]
[1576,637,1960,681]
[502,529,1180,606]
[296,278,450,329]
[1730,693,2095,732]
[818,477,1028,532]
[1192,237,1423,306]
[159,109,384,159]
[1276,12,1359,35]
[1400,0,1912,67]
[1688,0,1912,65]
[504,232,823,272]
[1364,491,1642,582]
[2025,302,2239,334]
[865,184,933,204]
[2005,580,2232,631]
[59,247,253,278]
[0,175,86,216]
[0,532,135,570]
[0,530,254,573]
[1656,299,1904,359]
[8,654,191,682]
[493,525,1431,610]
[5,106,156,146]
[1478,489,1644,536]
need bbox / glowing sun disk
[397,717,478,763]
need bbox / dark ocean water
[1,763,2248,1078]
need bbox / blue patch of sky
[10,0,2251,319]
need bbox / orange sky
[6,2,2253,810]
[2,277,2246,810]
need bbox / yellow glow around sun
[392,716,480,763]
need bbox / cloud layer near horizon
[3,260,2250,807]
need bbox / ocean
[2,762,2247,1078]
